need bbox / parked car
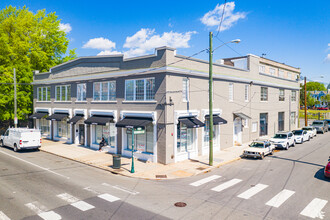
[317,107,329,110]
[243,140,275,159]
[292,130,310,144]
[270,131,295,150]
[0,128,41,152]
[324,119,330,130]
[324,157,330,178]
[302,126,317,138]
[311,120,328,134]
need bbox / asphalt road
[0,132,329,220]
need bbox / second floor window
[125,78,155,101]
[269,68,275,75]
[93,81,116,101]
[279,89,285,101]
[279,69,284,78]
[37,86,50,101]
[287,72,292,80]
[182,78,189,102]
[261,87,268,101]
[229,83,234,101]
[55,85,71,101]
[291,90,296,102]
[259,65,265,73]
[77,83,86,101]
[245,85,249,102]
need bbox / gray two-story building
[31,46,300,164]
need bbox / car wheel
[260,153,264,160]
[0,140,3,147]
[285,143,289,150]
[292,141,295,147]
[270,149,274,155]
[13,144,18,152]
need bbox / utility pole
[304,77,307,126]
[209,32,214,166]
[131,127,135,173]
[289,93,291,131]
[14,68,17,128]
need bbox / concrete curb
[40,149,242,180]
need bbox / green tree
[306,82,326,91]
[320,94,330,107]
[0,6,76,121]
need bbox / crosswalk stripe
[57,193,79,203]
[189,175,221,187]
[266,189,295,208]
[237,184,268,199]
[300,198,328,219]
[38,211,61,220]
[211,179,242,192]
[98,193,120,202]
[71,201,95,211]
[25,201,47,214]
[0,211,10,220]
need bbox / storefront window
[126,123,154,153]
[40,118,49,135]
[177,122,194,153]
[94,124,115,147]
[204,119,218,147]
[57,119,68,138]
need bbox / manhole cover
[174,202,187,207]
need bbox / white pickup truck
[0,128,41,152]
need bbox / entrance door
[79,124,85,145]
[234,117,242,145]
[260,113,268,136]
[278,112,284,131]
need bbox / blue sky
[2,0,330,83]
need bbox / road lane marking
[0,211,10,220]
[211,179,242,192]
[266,189,295,208]
[38,211,61,220]
[98,193,120,202]
[71,201,95,211]
[0,150,69,179]
[300,198,328,219]
[237,184,268,199]
[25,201,48,214]
[189,175,221,187]
[57,193,79,203]
[102,183,140,195]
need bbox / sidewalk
[40,139,249,180]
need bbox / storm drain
[155,174,167,178]
[174,202,187,207]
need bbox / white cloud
[325,54,330,62]
[97,50,122,56]
[123,28,196,57]
[200,2,246,32]
[59,23,72,33]
[83,37,116,50]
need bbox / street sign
[126,127,145,134]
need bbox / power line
[215,0,227,38]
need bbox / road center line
[0,150,70,179]
[237,184,268,199]
[189,175,221,187]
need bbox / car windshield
[250,142,264,148]
[293,130,303,135]
[312,122,323,125]
[302,127,312,131]
[273,134,287,139]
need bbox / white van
[0,128,41,152]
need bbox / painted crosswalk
[266,189,295,208]
[25,201,61,220]
[211,178,242,192]
[0,211,10,220]
[189,175,221,187]
[237,184,268,199]
[98,193,120,202]
[57,193,95,211]
[300,198,328,219]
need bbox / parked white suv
[270,131,295,150]
[302,126,317,138]
[0,128,41,152]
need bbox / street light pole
[304,77,307,126]
[131,127,135,173]
[209,32,214,166]
[14,68,17,128]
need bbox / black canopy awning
[116,117,153,128]
[234,112,251,120]
[84,115,114,126]
[179,117,205,128]
[68,115,84,124]
[29,112,48,119]
[46,113,69,121]
[205,115,228,125]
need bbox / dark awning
[205,115,228,125]
[68,115,83,124]
[46,113,69,121]
[179,117,205,128]
[29,112,48,119]
[116,117,153,128]
[84,115,114,126]
[234,112,251,120]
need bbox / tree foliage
[0,6,76,120]
[300,84,316,107]
[320,94,330,107]
[305,82,326,91]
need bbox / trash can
[113,154,121,169]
